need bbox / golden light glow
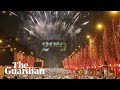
[10,48,13,52]
[97,24,103,30]
[78,46,81,48]
[9,13,13,16]
[15,37,19,41]
[109,11,119,15]
[0,40,3,43]
[30,51,34,56]
[2,11,6,14]
[87,35,90,39]
[14,48,16,50]
[8,45,10,47]
[75,49,77,51]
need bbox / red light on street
[119,64,120,67]
[92,66,93,69]
[109,64,111,67]
[95,66,96,68]
[111,68,113,70]
[114,68,116,71]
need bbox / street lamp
[86,35,90,39]
[96,24,103,30]
[0,40,3,44]
[109,11,119,15]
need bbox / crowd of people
[0,68,120,79]
[0,68,76,79]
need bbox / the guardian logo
[4,61,45,75]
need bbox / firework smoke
[15,11,91,40]
[9,11,92,65]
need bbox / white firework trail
[34,17,40,24]
[9,11,17,16]
[23,27,34,36]
[75,28,82,34]
[10,11,91,40]
[44,11,47,19]
[73,12,80,19]
[29,15,36,24]
[9,11,25,21]
[72,15,80,25]
[55,11,58,19]
[81,21,90,26]
[68,11,71,16]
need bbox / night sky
[0,11,112,67]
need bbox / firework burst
[9,11,92,61]
[10,11,91,40]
